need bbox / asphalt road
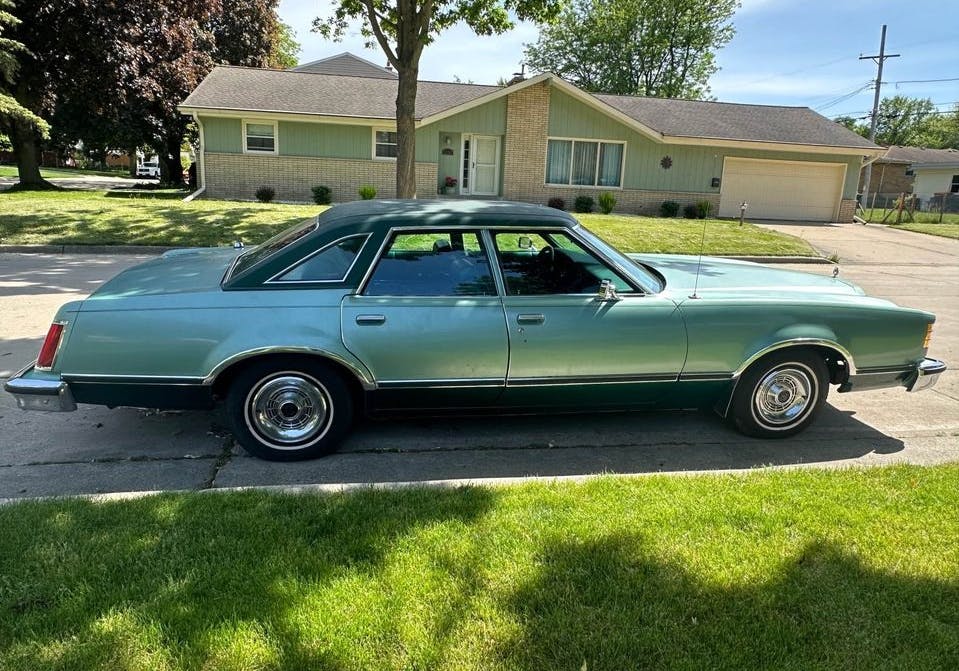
[1,223,956,499]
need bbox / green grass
[890,222,959,239]
[0,190,816,255]
[0,165,133,179]
[576,213,816,256]
[0,190,322,247]
[861,208,959,239]
[0,465,956,670]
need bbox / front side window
[245,121,276,153]
[364,231,494,296]
[272,235,369,282]
[375,130,398,159]
[546,139,624,187]
[492,230,635,296]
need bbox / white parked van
[136,154,160,178]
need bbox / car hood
[87,247,242,299]
[630,254,866,299]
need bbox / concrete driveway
[1,232,956,499]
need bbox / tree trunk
[10,121,54,190]
[395,66,418,199]
[157,135,184,187]
[129,146,138,178]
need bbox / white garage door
[719,157,846,221]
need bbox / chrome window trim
[34,320,68,372]
[265,233,371,285]
[227,219,320,283]
[356,227,499,298]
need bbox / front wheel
[225,359,353,461]
[729,350,829,438]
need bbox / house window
[951,175,959,194]
[546,138,624,188]
[244,121,276,154]
[374,130,398,159]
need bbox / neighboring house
[179,60,883,222]
[290,52,397,78]
[859,145,959,209]
[910,153,959,212]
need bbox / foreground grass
[1,465,957,670]
[0,190,815,255]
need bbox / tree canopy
[523,0,739,99]
[314,0,565,198]
[0,0,49,141]
[835,96,958,149]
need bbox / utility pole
[859,25,900,212]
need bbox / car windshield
[229,217,319,279]
[575,225,665,292]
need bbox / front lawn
[0,465,956,670]
[0,190,816,255]
[0,165,133,179]
[890,222,959,240]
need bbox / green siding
[201,117,242,154]
[415,128,438,163]
[427,98,507,135]
[279,121,370,159]
[548,89,863,197]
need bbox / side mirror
[598,279,620,301]
[517,236,533,250]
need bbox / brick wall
[858,161,913,196]
[204,153,438,202]
[837,199,857,222]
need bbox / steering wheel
[537,245,555,268]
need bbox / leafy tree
[523,0,738,99]
[914,105,959,150]
[314,0,564,199]
[0,0,49,146]
[834,97,957,149]
[833,115,867,136]
[271,21,301,69]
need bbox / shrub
[573,195,595,213]
[311,185,332,205]
[358,184,376,200]
[547,197,565,210]
[660,200,679,217]
[697,200,713,219]
[683,203,700,219]
[254,186,275,203]
[597,191,616,215]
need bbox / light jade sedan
[5,200,946,460]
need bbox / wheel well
[210,354,366,411]
[746,344,851,385]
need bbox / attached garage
[718,157,846,221]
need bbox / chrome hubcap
[753,366,814,427]
[248,374,330,447]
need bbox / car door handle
[355,314,386,325]
[516,313,545,325]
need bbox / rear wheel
[729,350,829,438]
[225,358,353,461]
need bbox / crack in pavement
[200,439,236,490]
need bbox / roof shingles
[181,66,879,150]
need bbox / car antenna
[689,217,708,300]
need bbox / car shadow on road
[216,405,906,488]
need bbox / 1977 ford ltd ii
[5,200,946,460]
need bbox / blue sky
[279,0,958,115]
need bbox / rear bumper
[3,363,77,412]
[838,357,946,394]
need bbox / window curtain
[546,140,572,184]
[598,143,623,187]
[571,142,598,185]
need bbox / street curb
[0,245,830,264]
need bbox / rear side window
[272,235,369,282]
[364,231,495,296]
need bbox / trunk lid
[88,247,242,299]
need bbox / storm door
[341,229,509,409]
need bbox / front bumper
[906,357,947,393]
[3,363,77,412]
[839,357,947,394]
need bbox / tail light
[36,322,66,370]
[923,323,933,350]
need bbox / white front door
[465,135,500,196]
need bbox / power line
[892,77,959,86]
[814,82,874,112]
